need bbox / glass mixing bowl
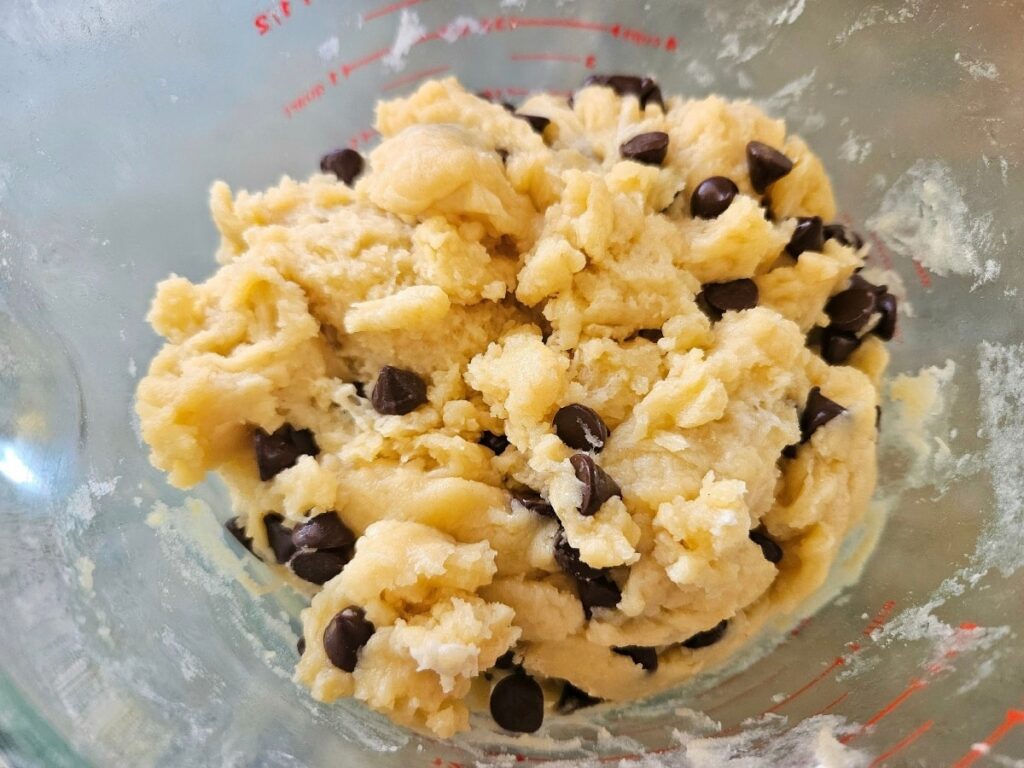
[1,0,1022,765]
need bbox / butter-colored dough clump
[136,77,885,736]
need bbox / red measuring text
[254,0,313,36]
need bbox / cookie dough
[136,76,895,738]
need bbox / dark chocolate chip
[554,527,605,581]
[576,573,621,617]
[873,293,898,341]
[556,682,601,714]
[497,148,509,164]
[370,366,428,415]
[691,177,738,220]
[583,74,663,109]
[297,636,306,656]
[353,381,367,398]
[823,223,865,250]
[700,279,759,315]
[800,387,846,443]
[516,114,551,134]
[264,513,297,564]
[746,141,794,194]
[612,645,659,672]
[761,196,776,222]
[320,148,365,186]
[570,453,622,516]
[490,672,544,733]
[323,606,375,672]
[848,273,888,295]
[494,650,518,670]
[224,518,254,554]
[820,328,861,365]
[553,404,610,452]
[637,328,664,342]
[620,132,669,166]
[682,619,729,649]
[749,528,783,564]
[512,489,556,518]
[479,431,510,455]
[253,424,319,481]
[292,512,355,551]
[826,287,877,332]
[290,548,351,584]
[781,443,798,460]
[786,216,825,258]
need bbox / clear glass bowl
[1,0,1021,765]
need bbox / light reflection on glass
[0,445,37,487]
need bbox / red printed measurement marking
[510,52,597,69]
[862,600,897,637]
[254,0,313,36]
[347,128,376,149]
[911,258,933,288]
[813,691,850,717]
[765,656,846,714]
[840,678,929,744]
[867,719,934,767]
[952,709,1024,768]
[283,81,325,118]
[362,0,426,23]
[382,64,450,90]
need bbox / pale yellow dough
[136,78,885,737]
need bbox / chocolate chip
[494,650,518,670]
[496,148,509,164]
[682,619,729,649]
[290,548,351,584]
[700,279,759,316]
[576,573,621,617]
[554,527,605,581]
[264,513,297,564]
[800,387,846,443]
[746,141,794,194]
[620,132,669,166]
[823,223,865,250]
[323,606,375,672]
[292,512,355,551]
[612,645,659,672]
[570,454,622,516]
[370,366,428,415]
[786,216,825,258]
[556,682,601,714]
[583,74,663,109]
[826,287,877,332]
[749,528,783,564]
[873,293,898,341]
[637,328,664,342]
[297,636,306,656]
[820,328,861,365]
[253,424,319,481]
[224,518,254,554]
[691,177,738,220]
[479,431,510,455]
[352,381,367,398]
[761,196,776,222]
[553,404,610,452]
[320,148,364,186]
[490,672,544,733]
[512,489,556,518]
[516,114,550,134]
[848,273,888,295]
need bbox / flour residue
[382,10,426,72]
[975,341,1024,576]
[954,52,999,81]
[439,15,487,43]
[771,0,807,26]
[867,160,999,287]
[833,0,922,44]
[838,131,872,164]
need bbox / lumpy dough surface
[136,77,889,738]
